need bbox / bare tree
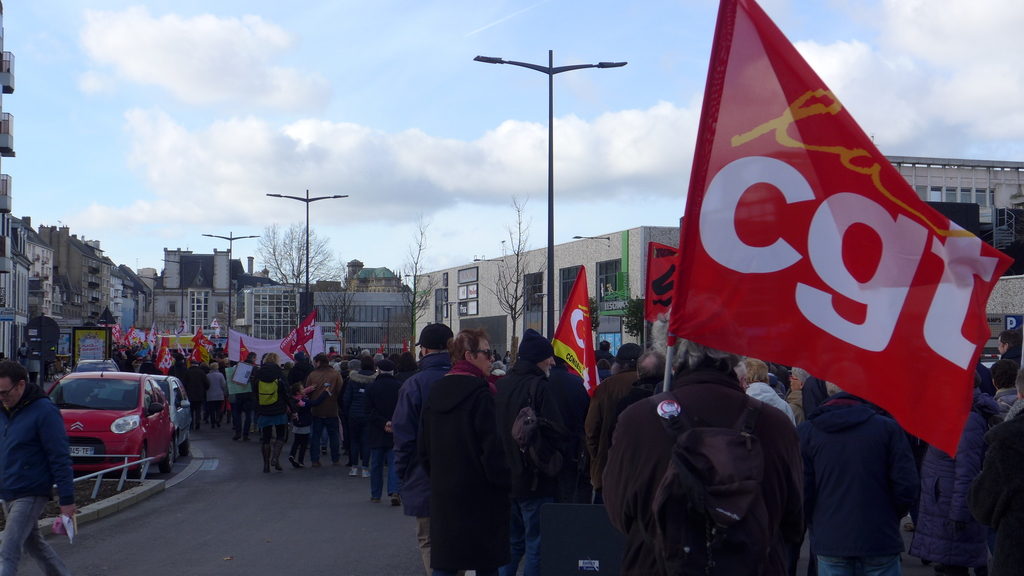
[491,195,536,361]
[256,223,343,286]
[402,215,437,342]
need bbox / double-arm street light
[266,190,349,319]
[202,232,259,339]
[475,51,626,338]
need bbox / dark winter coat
[419,373,511,572]
[1000,346,1022,365]
[252,362,292,417]
[363,373,401,449]
[288,358,314,386]
[977,361,996,398]
[969,410,1024,576]
[603,367,803,576]
[393,351,451,518]
[138,361,160,375]
[182,365,210,404]
[168,360,188,382]
[910,389,999,568]
[798,394,919,557]
[548,364,591,465]
[800,376,830,420]
[584,369,638,492]
[344,371,373,420]
[0,383,75,506]
[495,360,567,499]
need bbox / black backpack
[647,392,769,576]
[511,377,569,486]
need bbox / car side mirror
[148,402,165,415]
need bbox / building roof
[12,218,52,251]
[156,252,278,290]
[356,267,398,279]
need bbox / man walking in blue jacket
[393,323,454,576]
[798,392,919,576]
[0,360,76,575]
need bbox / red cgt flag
[282,310,318,359]
[552,266,600,397]
[668,0,1011,456]
[156,337,173,375]
[645,242,680,322]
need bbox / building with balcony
[37,226,112,323]
[415,226,678,357]
[14,217,53,318]
[118,265,152,329]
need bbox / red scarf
[448,360,497,395]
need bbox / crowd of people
[93,323,1024,576]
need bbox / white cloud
[79,7,331,111]
[77,70,116,94]
[68,102,698,237]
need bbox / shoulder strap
[647,392,693,438]
[527,376,539,408]
[734,396,763,434]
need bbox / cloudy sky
[8,0,1024,278]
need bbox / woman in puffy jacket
[909,379,1000,575]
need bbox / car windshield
[49,378,140,410]
[74,361,119,373]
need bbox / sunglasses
[474,349,493,357]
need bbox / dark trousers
[290,433,309,463]
[341,413,353,463]
[231,399,253,438]
[190,402,203,429]
[206,401,222,426]
[348,417,370,467]
[261,424,288,445]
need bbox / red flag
[335,319,341,339]
[156,340,173,375]
[402,338,409,354]
[645,242,680,322]
[377,335,387,355]
[552,266,600,397]
[282,310,317,359]
[238,338,251,363]
[668,0,1011,456]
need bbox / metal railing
[69,455,156,499]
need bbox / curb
[38,446,207,533]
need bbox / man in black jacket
[495,329,566,576]
[364,359,402,505]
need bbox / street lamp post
[475,51,626,338]
[384,306,392,355]
[266,190,349,319]
[202,232,259,342]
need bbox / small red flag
[238,338,251,363]
[645,242,680,322]
[667,0,1011,456]
[552,266,600,397]
[402,338,409,354]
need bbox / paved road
[23,427,423,576]
[17,426,977,576]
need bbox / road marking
[199,459,219,471]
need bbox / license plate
[70,446,94,456]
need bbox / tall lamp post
[202,232,259,341]
[266,190,349,319]
[474,51,626,338]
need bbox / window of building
[169,300,176,314]
[435,289,445,323]
[189,290,209,332]
[929,186,942,202]
[945,187,957,203]
[976,188,989,206]
[559,266,578,310]
[598,259,622,302]
[524,272,543,333]
[960,187,972,203]
[217,302,225,314]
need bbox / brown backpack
[647,392,769,576]
[511,377,569,484]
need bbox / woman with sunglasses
[418,328,511,576]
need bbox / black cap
[416,323,454,350]
[615,343,643,364]
[376,359,395,372]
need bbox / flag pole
[662,334,676,393]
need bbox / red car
[48,372,176,475]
